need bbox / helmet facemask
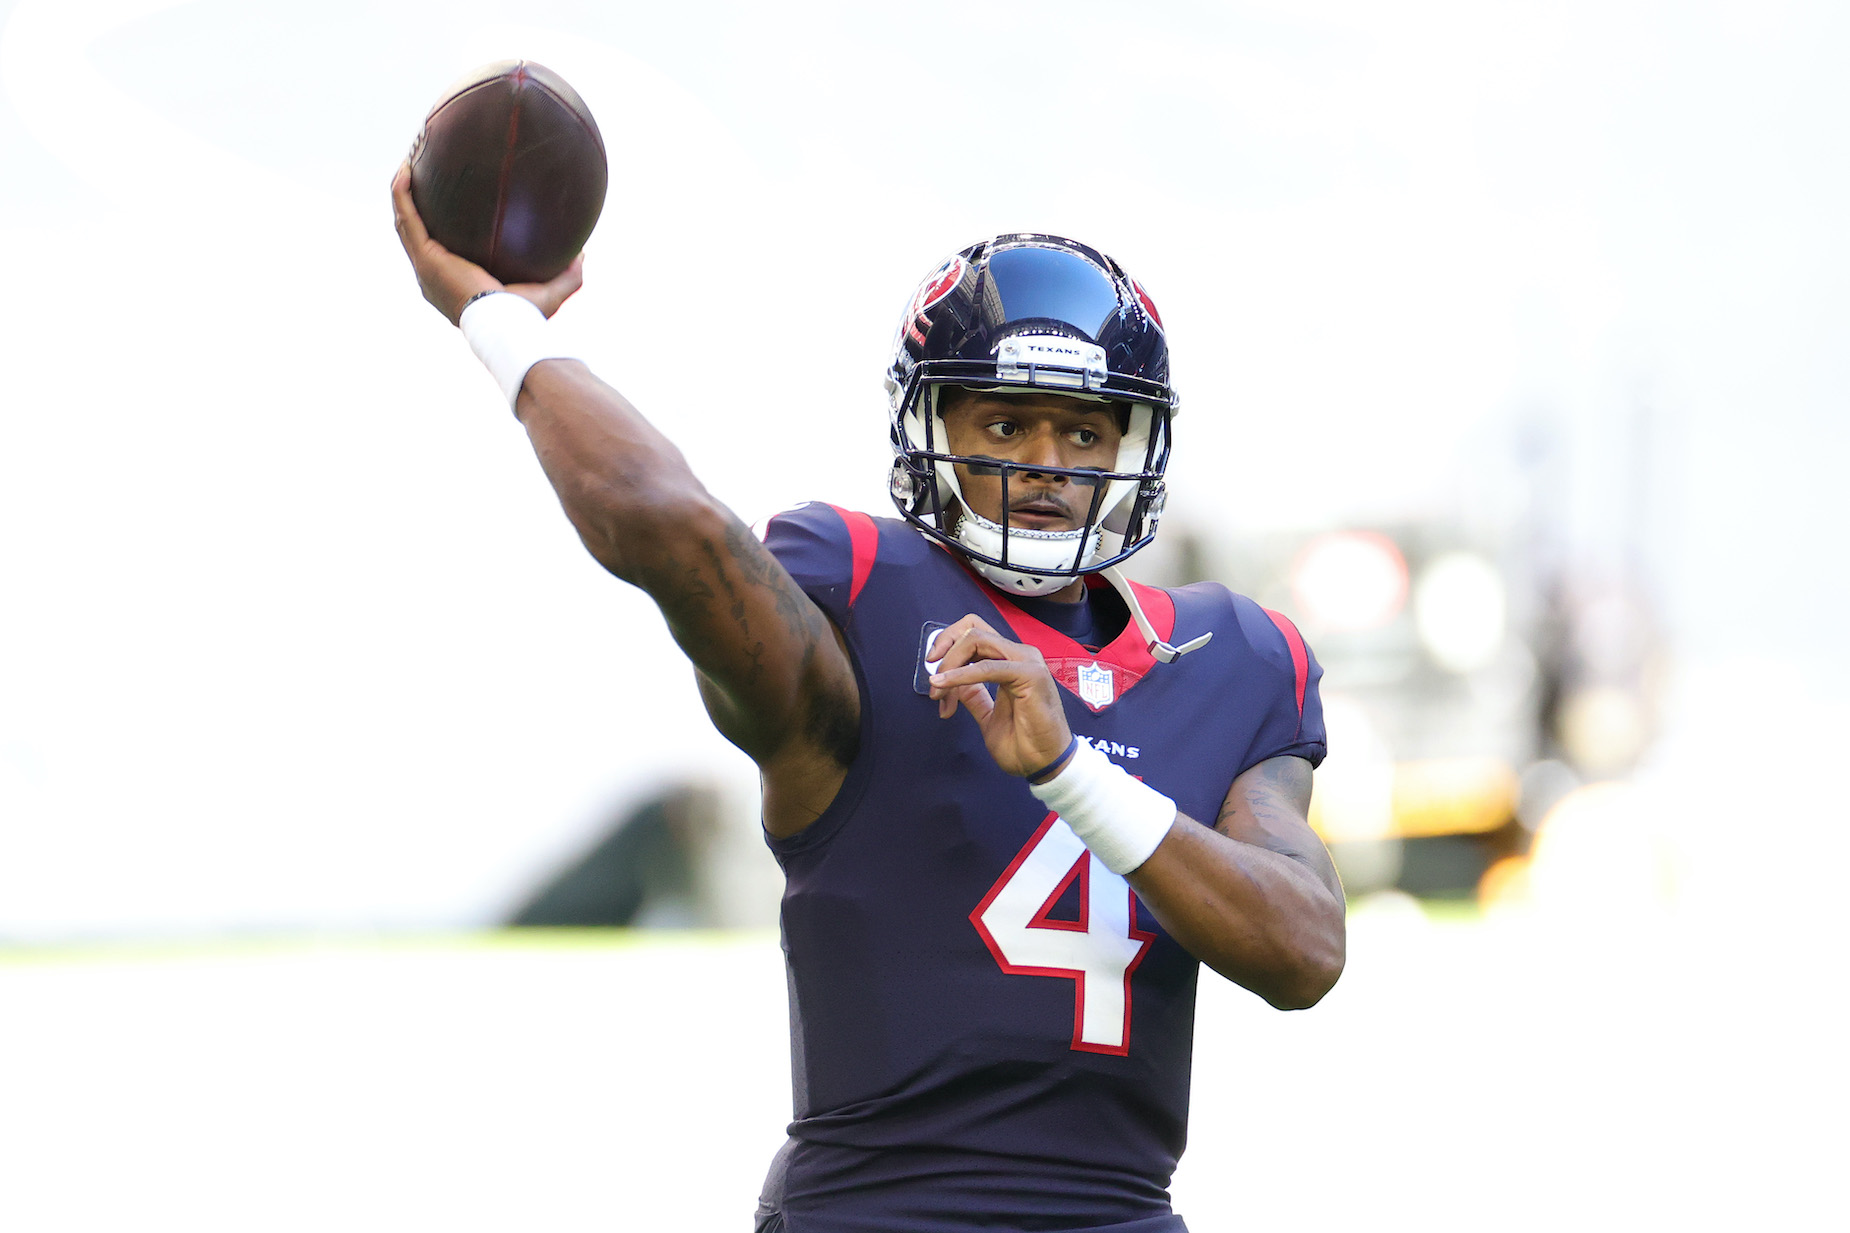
[890,381,1171,596]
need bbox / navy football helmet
[887,234,1178,597]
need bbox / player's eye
[987,420,1019,438]
[1071,428,1100,447]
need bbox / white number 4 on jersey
[971,814,1155,1054]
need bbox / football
[409,60,607,285]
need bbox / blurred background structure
[2,1,1845,1229]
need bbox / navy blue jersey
[758,503,1326,1233]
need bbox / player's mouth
[1007,496,1076,530]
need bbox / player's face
[939,389,1125,531]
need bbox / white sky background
[0,0,1846,936]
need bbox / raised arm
[391,166,859,836]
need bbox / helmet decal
[1130,278,1164,330]
[903,255,970,347]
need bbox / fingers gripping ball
[409,60,607,285]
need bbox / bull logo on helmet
[903,255,970,347]
[1130,278,1163,330]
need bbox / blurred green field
[0,902,1832,1231]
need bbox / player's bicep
[1214,756,1342,903]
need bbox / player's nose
[1016,427,1067,477]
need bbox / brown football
[409,60,607,285]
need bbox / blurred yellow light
[1477,854,1533,909]
[1390,756,1519,837]
[1525,781,1675,911]
[1310,754,1518,841]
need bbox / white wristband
[1028,739,1177,875]
[458,292,580,409]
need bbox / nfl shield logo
[1077,661,1115,709]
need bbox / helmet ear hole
[888,457,921,510]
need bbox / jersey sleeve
[1232,595,1328,771]
[760,502,878,629]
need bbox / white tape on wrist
[458,292,580,409]
[1028,739,1176,875]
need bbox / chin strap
[1099,566,1214,664]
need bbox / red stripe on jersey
[826,505,879,608]
[1107,575,1178,669]
[940,559,1180,711]
[1262,607,1309,723]
[989,576,1172,681]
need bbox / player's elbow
[570,463,717,581]
[1265,956,1343,1011]
[1262,922,1346,1011]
